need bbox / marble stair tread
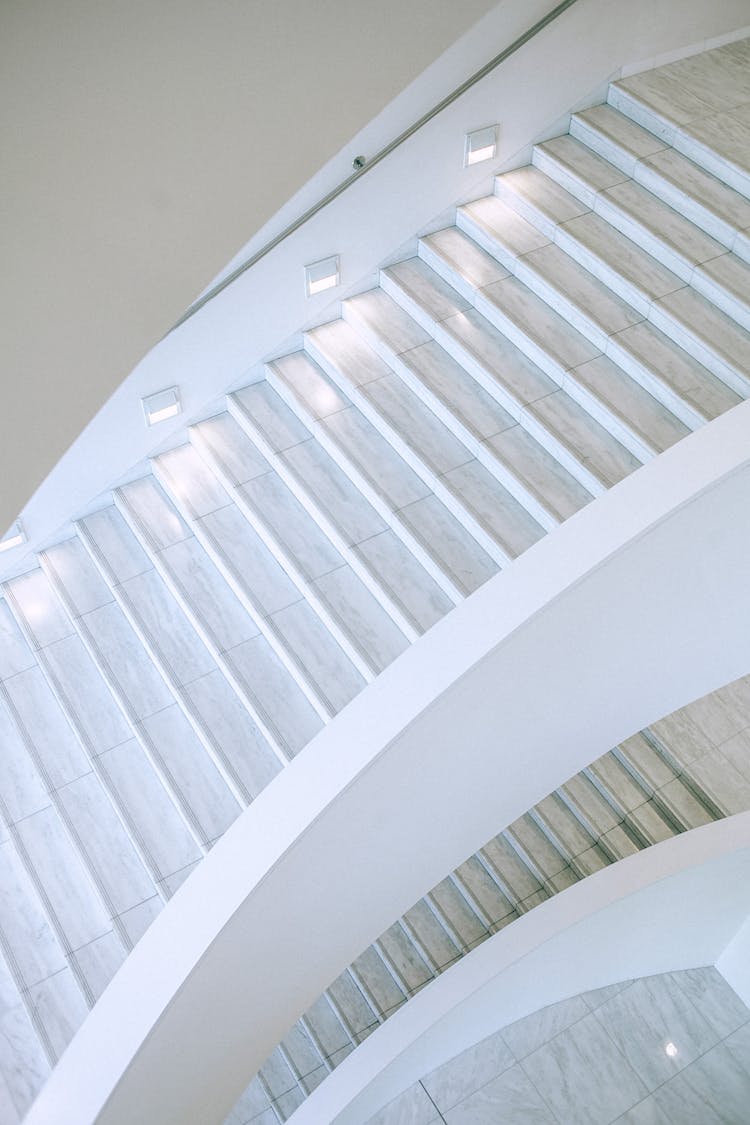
[218,392,451,634]
[377,253,640,494]
[691,252,750,332]
[650,285,750,396]
[315,301,548,559]
[267,351,499,600]
[154,443,367,719]
[530,136,629,208]
[571,105,750,255]
[455,194,551,263]
[420,228,685,461]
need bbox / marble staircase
[1,36,750,1125]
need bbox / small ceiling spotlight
[664,1041,678,1058]
[142,386,182,427]
[464,125,498,167]
[0,520,26,553]
[305,256,340,297]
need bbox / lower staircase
[1,35,749,1124]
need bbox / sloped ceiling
[0,0,496,534]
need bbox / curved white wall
[4,0,749,576]
[292,813,750,1125]
[23,399,750,1124]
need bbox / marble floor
[368,967,750,1125]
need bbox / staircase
[1,36,750,1124]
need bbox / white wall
[4,0,749,577]
[23,395,750,1125]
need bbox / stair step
[570,104,750,262]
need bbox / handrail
[170,0,579,332]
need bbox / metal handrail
[171,0,579,332]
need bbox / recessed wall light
[305,256,340,297]
[0,521,26,553]
[142,387,181,427]
[665,1041,678,1058]
[464,125,498,167]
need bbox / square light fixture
[305,255,340,297]
[142,386,181,427]
[0,520,26,553]
[464,125,498,167]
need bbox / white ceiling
[0,0,496,535]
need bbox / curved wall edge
[6,0,749,579]
[24,402,750,1124]
[291,813,750,1124]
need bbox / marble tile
[4,665,90,787]
[354,528,453,632]
[81,506,152,586]
[15,804,112,950]
[506,815,568,880]
[488,424,592,522]
[617,732,676,788]
[498,163,591,231]
[160,859,202,897]
[522,1010,648,1123]
[580,979,633,1011]
[351,947,405,1017]
[535,793,594,857]
[0,692,50,822]
[670,967,750,1039]
[639,148,750,241]
[557,211,684,312]
[192,412,270,484]
[594,972,718,1091]
[571,355,689,454]
[326,970,379,1040]
[6,569,76,650]
[482,833,543,902]
[597,179,725,274]
[402,898,462,970]
[257,1046,299,1099]
[571,104,667,175]
[240,470,345,581]
[420,227,509,295]
[314,565,408,673]
[42,536,114,617]
[71,930,126,1000]
[366,1082,439,1125]
[429,878,487,948]
[156,443,232,519]
[400,494,498,596]
[118,895,163,946]
[528,390,641,487]
[119,567,217,686]
[609,320,738,422]
[402,340,516,441]
[589,752,649,811]
[459,194,550,266]
[0,600,37,681]
[663,50,750,111]
[281,438,387,545]
[646,1039,750,1123]
[718,728,750,787]
[615,69,720,127]
[225,634,322,757]
[0,1002,49,1116]
[185,670,281,799]
[443,458,545,558]
[454,857,516,926]
[306,319,392,388]
[444,1062,556,1124]
[159,534,260,653]
[684,747,750,815]
[678,110,750,196]
[344,287,431,355]
[272,349,351,418]
[56,771,156,914]
[27,968,88,1060]
[442,307,557,412]
[42,632,134,754]
[80,601,174,720]
[384,257,471,323]
[198,503,301,617]
[536,135,630,205]
[361,374,474,476]
[270,598,365,713]
[0,840,67,986]
[303,996,352,1061]
[233,380,312,453]
[519,242,644,346]
[694,252,750,330]
[118,475,191,552]
[281,1022,325,1082]
[321,405,432,510]
[376,924,432,993]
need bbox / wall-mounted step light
[464,125,498,166]
[0,521,26,553]
[305,255,340,297]
[142,386,182,427]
